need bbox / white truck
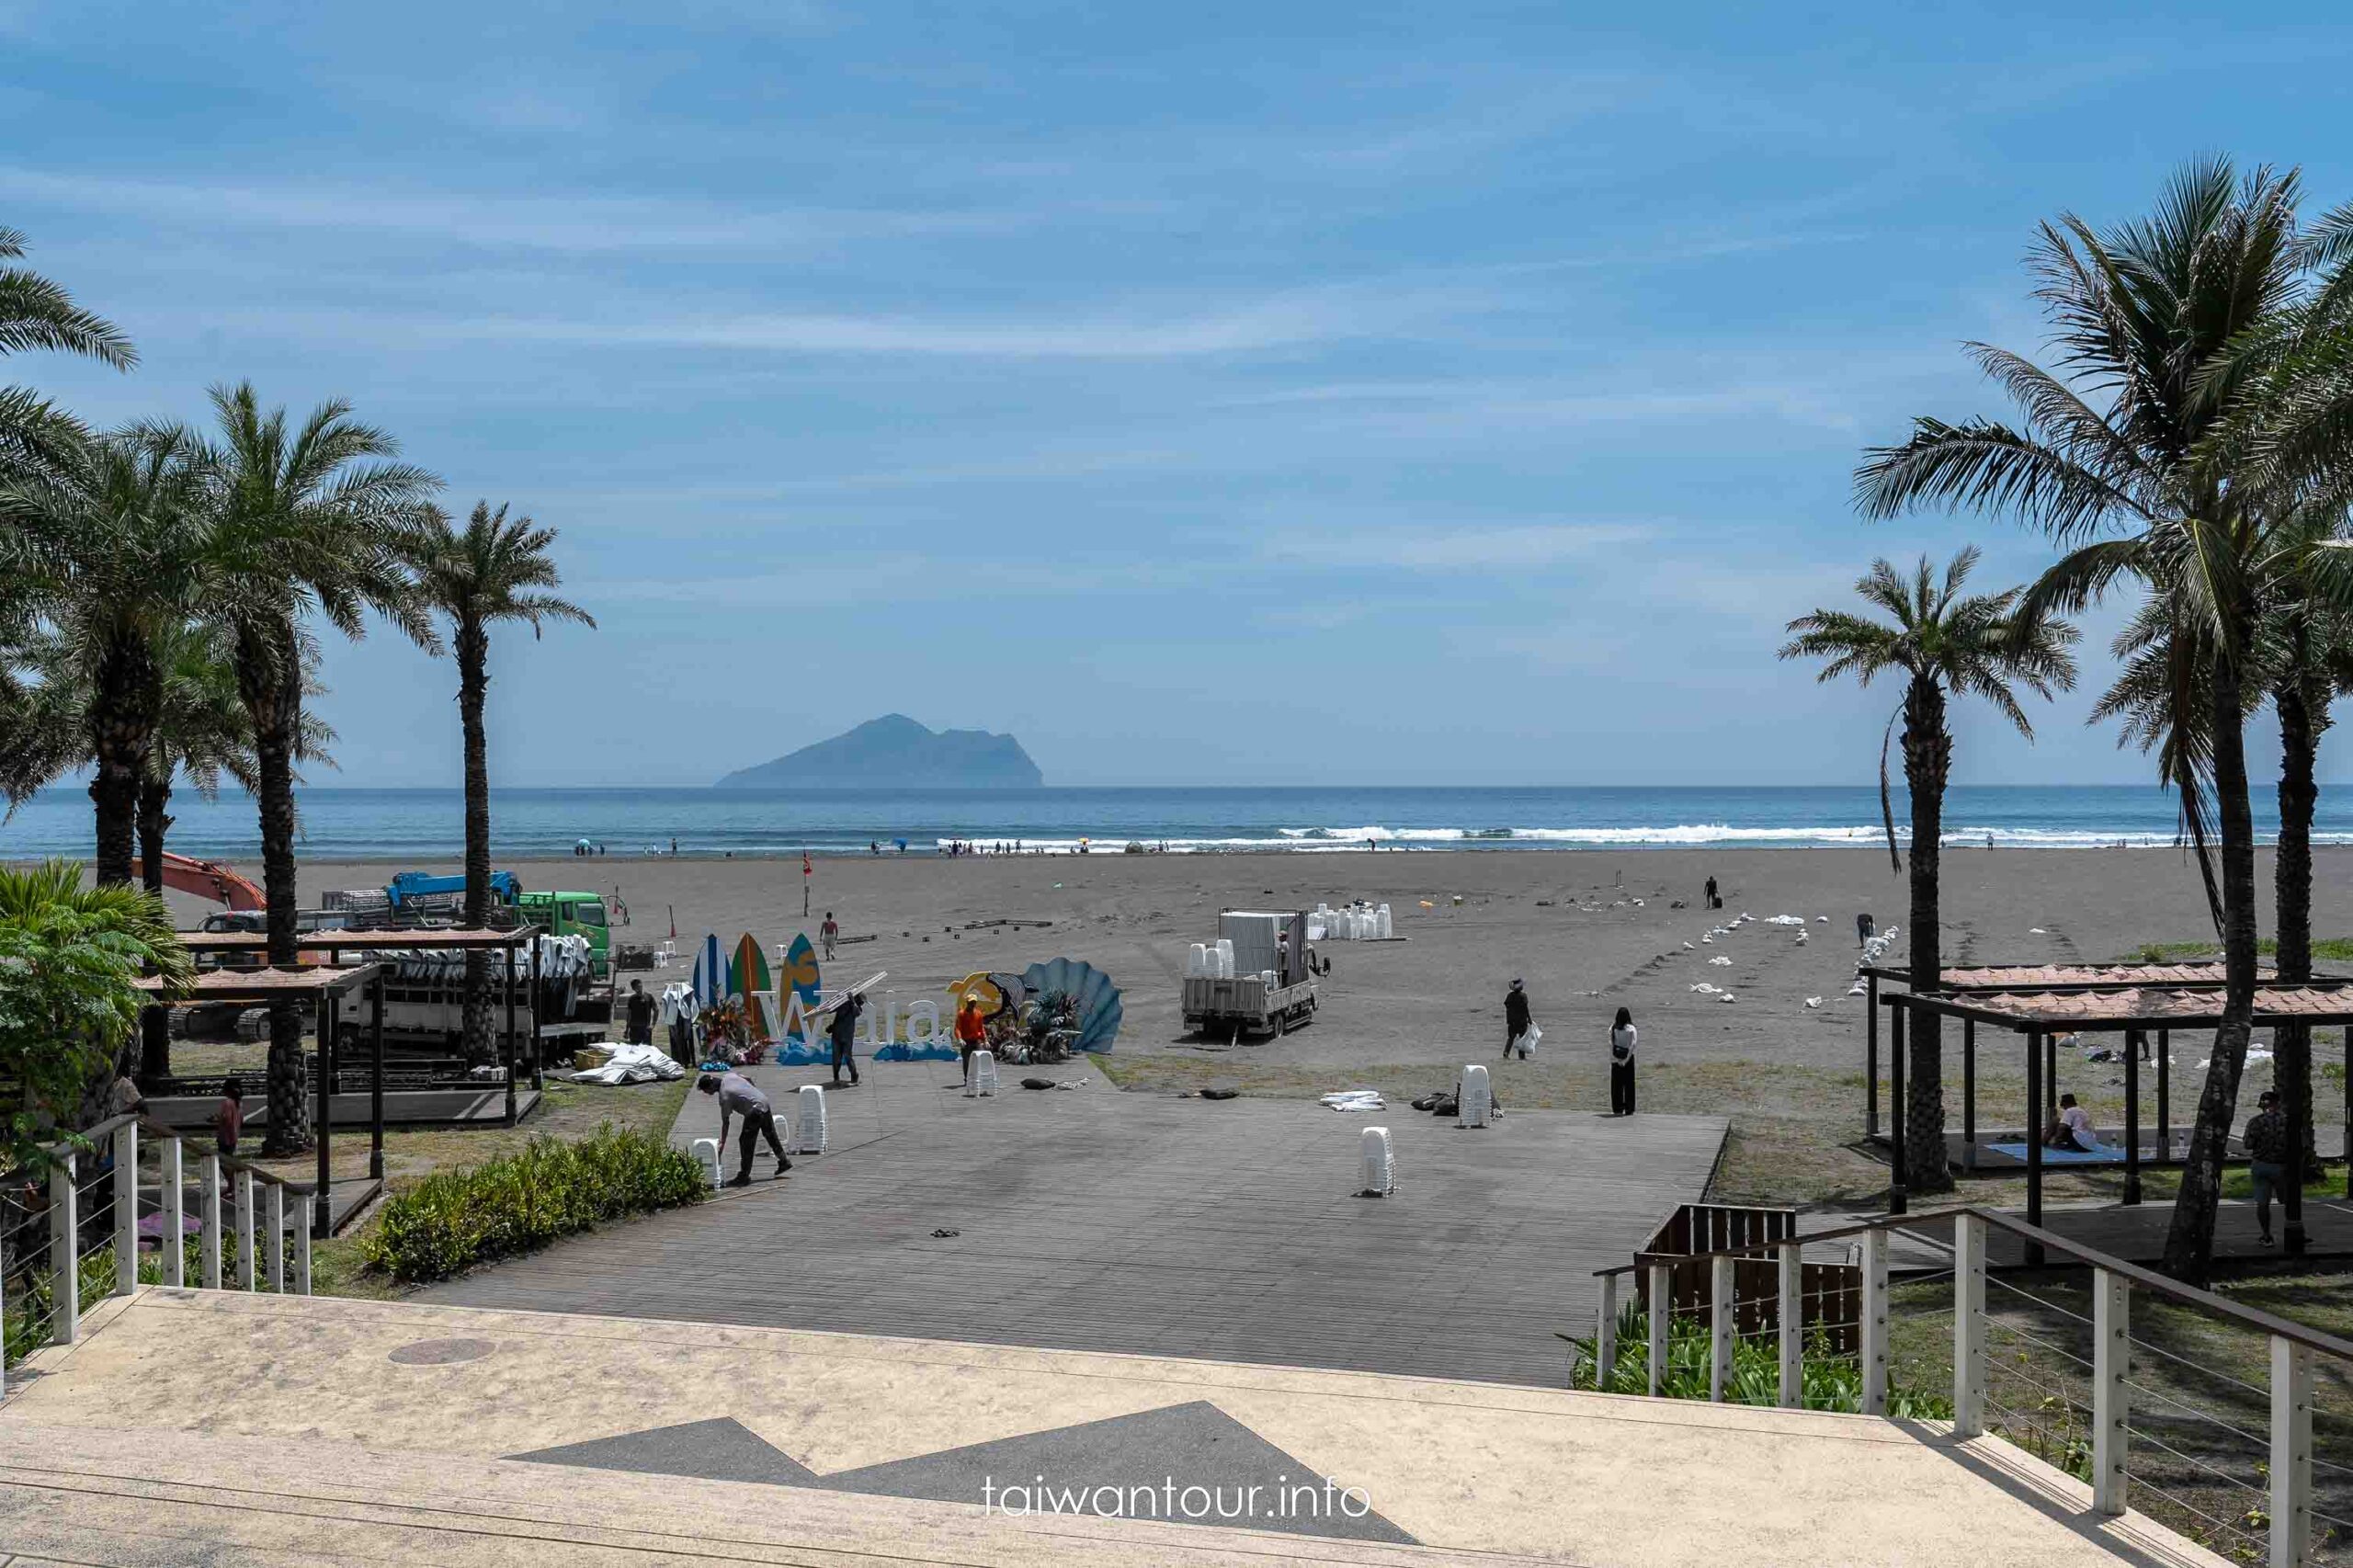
[1182,910,1318,1042]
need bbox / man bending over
[699,1070,791,1186]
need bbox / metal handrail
[1590,1202,2353,1364]
[132,1116,315,1195]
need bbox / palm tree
[403,502,594,1062]
[0,423,209,885]
[1852,159,2315,1281]
[0,223,133,488]
[194,382,438,1153]
[1781,550,2077,1194]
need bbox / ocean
[6,784,2347,861]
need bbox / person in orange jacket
[954,994,989,1082]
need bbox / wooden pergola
[137,963,382,1238]
[165,927,542,1233]
[1874,978,2353,1256]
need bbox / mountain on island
[715,714,1043,790]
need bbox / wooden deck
[425,1057,1728,1387]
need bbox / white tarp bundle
[1321,1088,1385,1112]
[567,1041,686,1085]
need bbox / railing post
[110,1121,138,1298]
[48,1150,77,1346]
[1646,1262,1670,1397]
[1860,1226,1889,1416]
[1952,1213,1986,1439]
[2272,1335,2313,1568]
[234,1169,255,1290]
[294,1195,313,1296]
[200,1155,222,1290]
[2092,1268,2129,1516]
[1596,1273,1619,1389]
[159,1133,184,1289]
[1778,1240,1802,1408]
[1709,1254,1734,1403]
[265,1184,284,1293]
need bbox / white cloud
[1262,522,1653,569]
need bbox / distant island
[715,714,1044,790]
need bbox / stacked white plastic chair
[690,1137,722,1189]
[1359,1125,1395,1196]
[791,1084,828,1154]
[965,1048,998,1096]
[1458,1063,1494,1129]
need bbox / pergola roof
[177,926,536,953]
[1860,960,2288,991]
[1904,982,2353,1031]
[135,963,382,1002]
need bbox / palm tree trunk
[85,631,158,887]
[239,621,310,1156]
[2165,641,2259,1283]
[137,769,174,1084]
[2273,665,2325,1252]
[458,619,494,1065]
[1902,675,1953,1194]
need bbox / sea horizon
[8,782,2350,861]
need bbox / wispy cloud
[1263,521,1652,570]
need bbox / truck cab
[517,890,611,979]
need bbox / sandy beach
[188,846,2350,1079]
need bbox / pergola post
[369,974,386,1183]
[1865,971,1879,1140]
[529,937,545,1091]
[2044,1029,2058,1120]
[314,992,335,1240]
[1887,999,1907,1215]
[2123,1029,2143,1206]
[504,944,518,1127]
[1961,1016,1976,1173]
[2157,1028,2171,1160]
[2024,1028,2045,1267]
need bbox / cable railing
[2,1112,314,1395]
[1581,1203,2353,1568]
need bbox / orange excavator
[159,851,267,912]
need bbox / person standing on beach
[821,912,838,960]
[1608,1008,1637,1115]
[828,991,865,1086]
[699,1071,790,1185]
[624,979,656,1046]
[1704,875,1720,911]
[2245,1090,2290,1246]
[955,994,988,1081]
[1503,979,1531,1060]
[1856,912,1875,947]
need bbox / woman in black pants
[1608,1007,1638,1116]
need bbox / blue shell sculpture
[1019,958,1122,1052]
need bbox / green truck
[516,890,612,979]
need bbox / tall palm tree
[1853,159,2315,1281]
[195,382,438,1153]
[403,502,594,1062]
[0,424,210,885]
[0,223,133,488]
[1781,550,2077,1194]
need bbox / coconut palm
[403,501,594,1062]
[0,423,210,885]
[194,382,438,1153]
[0,223,133,489]
[1853,158,2318,1280]
[1781,550,2077,1194]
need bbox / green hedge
[362,1123,707,1283]
[1563,1301,1954,1419]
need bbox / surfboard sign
[727,932,775,1039]
[690,933,725,1010]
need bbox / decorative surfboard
[771,932,825,1063]
[727,932,774,1040]
[691,933,725,1011]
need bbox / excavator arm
[159,851,267,911]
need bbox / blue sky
[8,0,2353,787]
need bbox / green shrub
[1564,1301,1954,1419]
[361,1122,706,1284]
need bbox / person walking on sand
[699,1070,790,1185]
[624,979,656,1047]
[955,993,989,1081]
[828,990,865,1086]
[821,911,839,961]
[1857,911,1875,948]
[1704,875,1720,911]
[1608,1007,1638,1115]
[1503,979,1531,1060]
